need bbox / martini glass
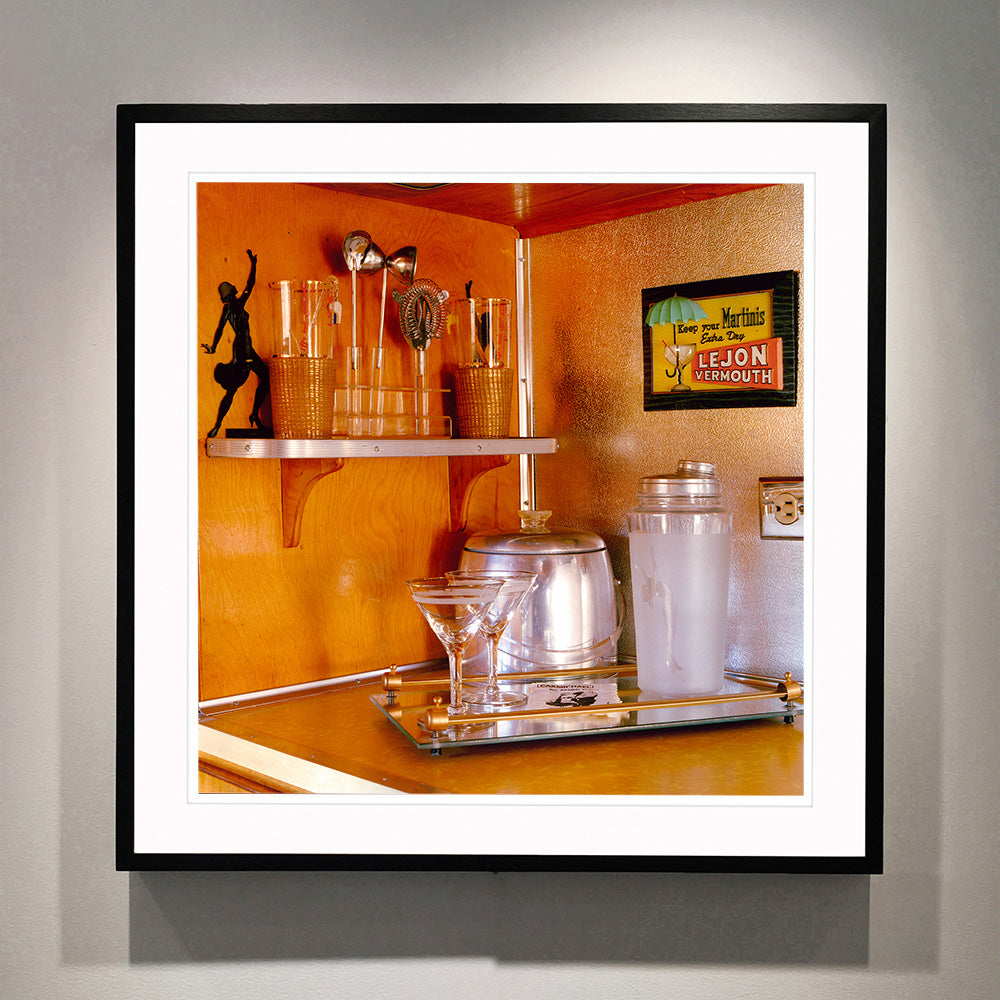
[446,569,537,708]
[407,576,503,720]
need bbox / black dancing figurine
[202,249,270,438]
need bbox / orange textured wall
[527,185,805,676]
[197,183,521,699]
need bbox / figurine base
[225,427,273,438]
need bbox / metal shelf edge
[205,437,558,459]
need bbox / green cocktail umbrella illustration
[645,293,708,326]
[645,294,708,392]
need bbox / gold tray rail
[380,664,802,732]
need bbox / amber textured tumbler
[454,364,513,438]
[268,356,338,438]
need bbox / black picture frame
[642,270,799,411]
[117,103,886,873]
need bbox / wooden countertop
[199,671,803,797]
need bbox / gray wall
[2,2,996,998]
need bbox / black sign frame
[642,270,799,411]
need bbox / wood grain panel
[198,764,256,793]
[197,183,522,700]
[313,183,775,238]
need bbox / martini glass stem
[484,632,503,699]
[447,643,466,711]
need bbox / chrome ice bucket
[460,513,624,675]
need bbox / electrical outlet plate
[759,477,804,540]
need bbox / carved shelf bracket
[206,437,556,545]
[280,457,345,548]
[448,454,511,533]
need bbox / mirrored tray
[371,665,803,753]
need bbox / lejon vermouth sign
[642,270,799,411]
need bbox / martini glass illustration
[645,293,708,394]
[407,576,504,721]
[446,569,537,708]
[663,340,695,391]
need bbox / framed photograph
[118,104,885,872]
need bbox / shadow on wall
[130,871,871,965]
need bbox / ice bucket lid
[463,529,608,556]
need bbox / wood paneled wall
[197,183,521,700]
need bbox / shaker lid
[639,459,721,498]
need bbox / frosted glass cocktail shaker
[627,460,732,697]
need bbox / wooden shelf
[204,437,558,547]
